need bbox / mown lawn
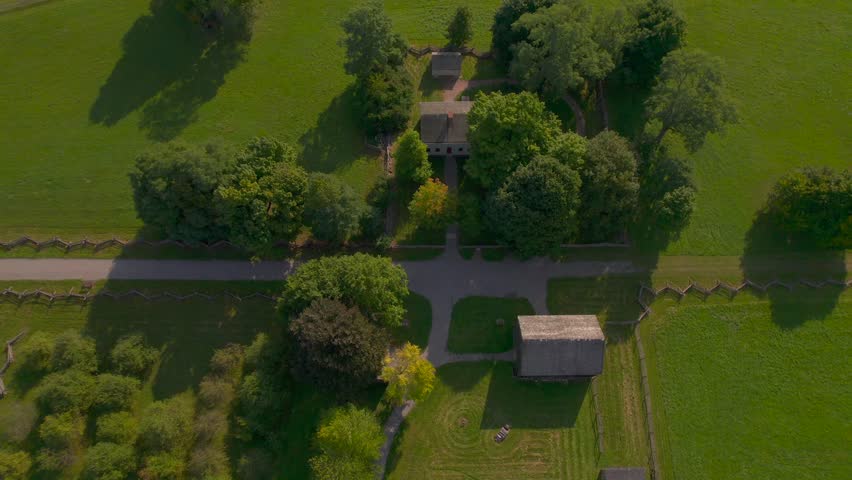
[642,290,852,480]
[448,296,533,353]
[386,362,598,480]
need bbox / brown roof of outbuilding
[419,101,473,144]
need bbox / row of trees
[131,136,373,251]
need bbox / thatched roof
[516,315,605,378]
[431,52,463,77]
[419,101,473,144]
[599,467,647,480]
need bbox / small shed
[598,467,647,480]
[515,315,605,379]
[431,52,463,78]
[419,101,473,156]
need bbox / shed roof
[599,468,647,480]
[419,101,473,144]
[431,52,463,76]
[517,315,604,341]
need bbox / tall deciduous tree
[180,0,260,39]
[289,299,389,394]
[304,173,367,244]
[490,0,554,71]
[393,130,432,185]
[309,405,384,480]
[445,6,473,47]
[355,65,414,136]
[621,0,686,86]
[409,179,454,231]
[466,92,562,189]
[580,131,640,242]
[340,0,408,79]
[380,343,436,406]
[635,146,696,240]
[486,156,582,257]
[645,48,737,151]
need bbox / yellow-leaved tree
[380,343,436,406]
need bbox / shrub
[193,410,228,444]
[51,330,97,373]
[0,401,37,444]
[138,394,195,453]
[35,447,75,473]
[0,449,32,480]
[83,442,136,480]
[96,412,139,445]
[198,378,236,410]
[309,405,384,480]
[19,331,53,373]
[209,343,244,380]
[409,179,455,231]
[138,452,185,480]
[39,412,83,450]
[304,173,367,244]
[393,130,432,186]
[110,334,159,378]
[93,375,141,412]
[237,371,287,439]
[187,445,230,479]
[36,369,97,413]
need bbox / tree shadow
[740,209,847,328]
[298,85,371,173]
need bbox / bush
[198,378,236,411]
[19,331,54,373]
[236,334,288,440]
[36,369,97,413]
[96,412,139,445]
[289,299,389,394]
[209,343,245,380]
[393,130,432,186]
[93,374,141,412]
[51,330,97,373]
[409,179,455,231]
[35,447,75,473]
[187,445,230,479]
[309,405,384,480]
[138,394,195,454]
[0,449,32,480]
[0,401,37,444]
[83,442,136,480]
[110,334,159,378]
[138,452,186,480]
[39,412,83,450]
[304,173,367,244]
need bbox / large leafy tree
[487,156,581,257]
[289,299,389,394]
[445,6,473,47]
[409,179,454,231]
[180,0,260,39]
[340,0,407,79]
[635,146,696,240]
[466,91,562,189]
[645,48,737,151]
[380,343,436,406]
[355,65,414,136]
[279,253,409,327]
[579,131,640,242]
[309,405,384,480]
[490,0,554,71]
[764,167,852,248]
[216,137,308,252]
[82,442,136,480]
[393,130,432,186]
[0,449,31,480]
[304,173,367,244]
[621,0,686,86]
[130,141,233,243]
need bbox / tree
[39,413,83,450]
[355,65,414,136]
[179,0,260,39]
[645,48,737,151]
[621,0,686,86]
[96,412,139,445]
[393,130,432,186]
[138,394,195,454]
[446,6,473,47]
[340,0,407,79]
[490,0,554,71]
[83,442,136,480]
[279,253,410,326]
[579,131,640,242]
[130,141,232,242]
[765,167,852,248]
[409,179,454,231]
[110,334,159,378]
[138,453,185,480]
[289,299,389,393]
[51,330,97,373]
[309,405,384,480]
[547,131,588,169]
[93,375,141,412]
[510,1,614,96]
[236,334,289,441]
[216,137,308,251]
[635,146,696,239]
[466,91,562,189]
[0,449,31,480]
[20,331,54,374]
[486,156,582,256]
[304,173,367,244]
[380,343,436,406]
[36,370,97,414]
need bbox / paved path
[442,78,517,102]
[375,400,414,479]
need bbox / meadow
[447,296,534,353]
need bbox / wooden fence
[408,45,493,59]
[0,331,26,398]
[0,287,279,304]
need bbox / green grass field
[386,362,599,480]
[642,290,852,479]
[448,296,533,353]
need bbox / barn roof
[419,101,473,144]
[517,315,604,341]
[515,315,605,378]
[431,52,463,77]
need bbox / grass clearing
[448,296,533,353]
[642,290,852,479]
[386,361,598,480]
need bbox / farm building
[514,315,605,379]
[598,467,647,480]
[419,101,473,157]
[431,51,463,78]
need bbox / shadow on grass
[298,85,372,173]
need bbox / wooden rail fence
[0,331,26,398]
[408,45,493,59]
[0,287,279,304]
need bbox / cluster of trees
[131,136,372,251]
[393,130,455,232]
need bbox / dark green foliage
[35,447,75,473]
[93,375,141,413]
[487,156,582,257]
[138,453,186,480]
[110,334,159,378]
[340,0,407,79]
[393,130,432,186]
[279,253,410,326]
[355,65,414,136]
[179,0,260,40]
[445,6,473,47]
[645,48,737,151]
[19,331,53,374]
[216,137,308,252]
[82,442,136,480]
[39,412,83,450]
[547,131,588,169]
[490,0,554,71]
[458,193,487,243]
[129,141,233,242]
[289,299,389,394]
[138,394,195,454]
[198,378,236,411]
[0,449,32,480]
[236,334,289,441]
[579,131,640,242]
[51,330,98,373]
[466,91,562,189]
[96,412,139,446]
[309,405,384,480]
[621,0,686,86]
[635,146,696,240]
[36,370,97,414]
[304,173,367,244]
[764,167,852,248]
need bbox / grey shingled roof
[419,101,473,144]
[516,315,605,377]
[599,468,647,480]
[517,315,604,341]
[431,52,462,75]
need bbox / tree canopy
[466,91,562,189]
[409,179,454,231]
[490,0,554,71]
[309,405,384,480]
[304,173,367,244]
[486,156,582,257]
[635,146,696,241]
[445,6,474,47]
[340,0,407,79]
[355,65,414,136]
[645,48,737,151]
[82,442,136,480]
[621,0,686,86]
[380,343,436,406]
[393,130,432,186]
[0,449,31,480]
